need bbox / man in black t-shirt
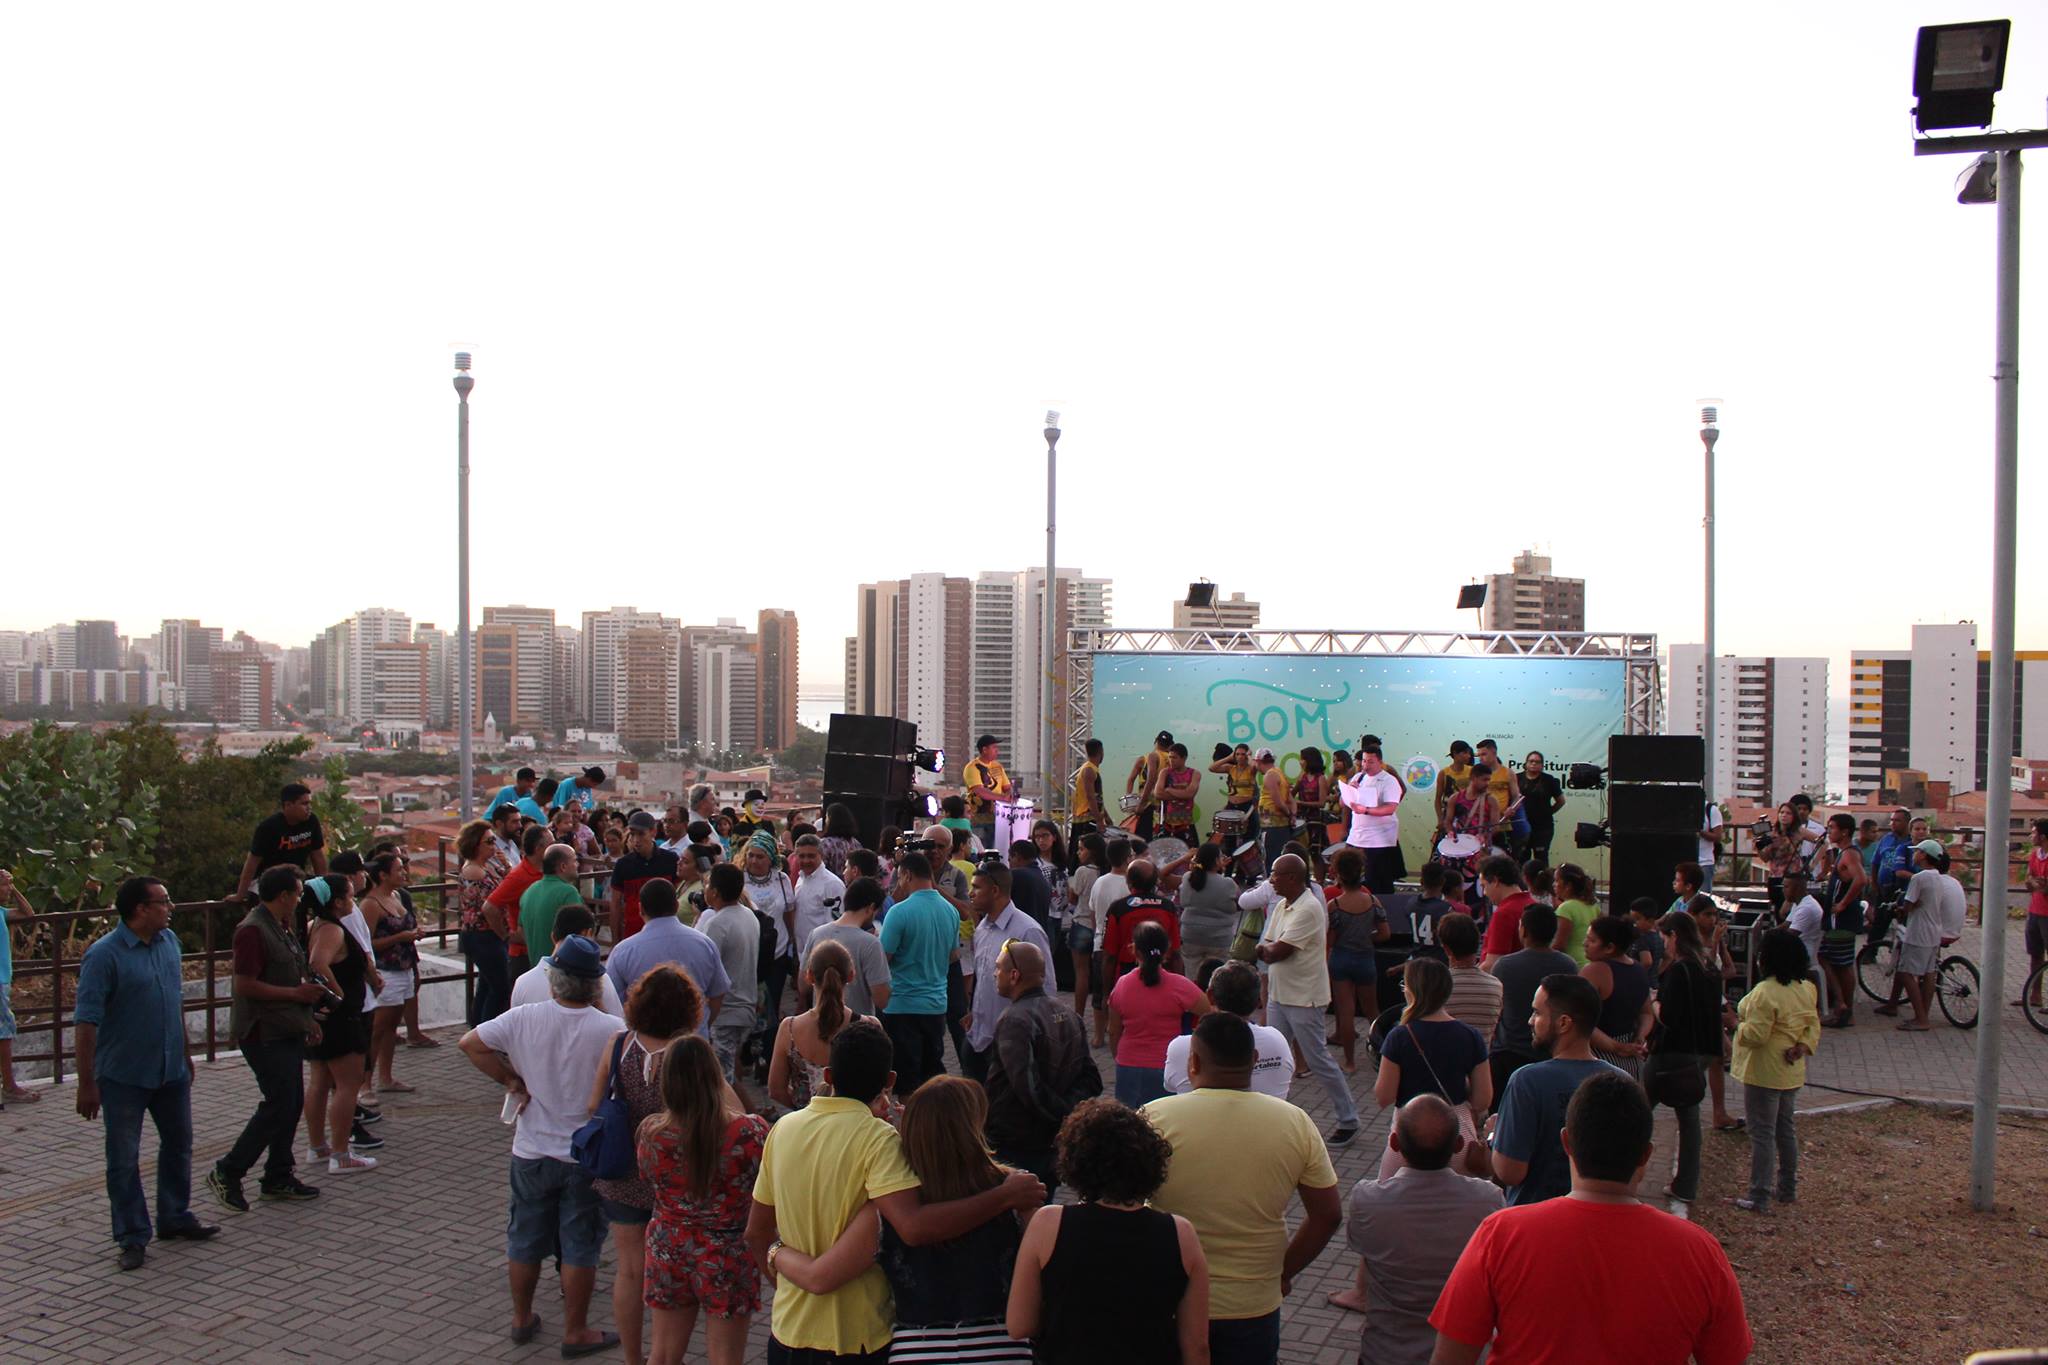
[1518,751,1567,871]
[607,812,680,942]
[235,783,327,896]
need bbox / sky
[6,3,2047,719]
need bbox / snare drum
[1212,809,1249,837]
[1437,832,1484,860]
[1119,794,1144,814]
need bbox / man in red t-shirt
[1477,855,1533,969]
[1099,860,1182,981]
[1430,1070,1752,1365]
[2022,818,2048,1008]
[606,811,680,943]
[487,826,549,975]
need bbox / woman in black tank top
[1005,1098,1206,1363]
[1583,914,1653,1079]
[302,876,377,1175]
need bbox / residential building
[1848,622,2048,797]
[74,620,120,673]
[1665,645,1827,804]
[479,606,556,733]
[756,608,799,752]
[847,580,904,718]
[210,641,276,727]
[554,625,581,728]
[581,606,674,733]
[697,642,760,754]
[679,620,753,744]
[1173,589,1260,631]
[158,619,224,715]
[1480,550,1586,632]
[619,626,680,751]
[898,574,973,771]
[973,569,1113,792]
[367,640,429,727]
[414,624,452,728]
[6,667,156,713]
[842,636,858,715]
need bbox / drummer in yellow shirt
[963,734,1013,851]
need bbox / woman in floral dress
[638,1034,768,1365]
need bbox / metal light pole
[1042,411,1061,811]
[454,353,475,822]
[1699,405,1718,806]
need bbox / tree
[777,724,828,777]
[311,755,371,853]
[0,721,160,913]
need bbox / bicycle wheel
[2021,963,2048,1037]
[1857,937,1898,1002]
[1935,955,1980,1029]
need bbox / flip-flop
[561,1331,619,1358]
[406,1036,443,1048]
[3,1088,43,1103]
[1872,1004,1900,1016]
[511,1315,540,1345]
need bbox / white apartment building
[1849,622,2048,797]
[581,606,676,733]
[1666,645,1828,804]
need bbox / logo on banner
[1403,756,1438,794]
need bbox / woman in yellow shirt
[1730,928,1821,1213]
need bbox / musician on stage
[1255,747,1294,869]
[1070,738,1106,854]
[1208,742,1261,842]
[1149,743,1201,842]
[1339,742,1406,894]
[1125,730,1174,840]
[963,734,1014,852]
[1437,764,1502,884]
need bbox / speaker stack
[823,714,921,849]
[1604,735,1705,916]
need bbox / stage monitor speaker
[826,713,918,758]
[1609,783,1705,837]
[1607,735,1704,785]
[1608,833,1699,916]
[821,752,914,802]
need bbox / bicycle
[1857,916,1980,1028]
[2017,962,2048,1037]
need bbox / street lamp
[1909,18,2044,1212]
[1698,400,1720,808]
[1042,411,1061,811]
[454,352,474,822]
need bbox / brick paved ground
[3,916,2041,1364]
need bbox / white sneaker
[328,1154,378,1174]
[305,1146,332,1164]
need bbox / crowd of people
[53,738,1850,1365]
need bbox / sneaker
[1730,1196,1769,1213]
[1327,1124,1359,1147]
[259,1176,322,1201]
[205,1166,250,1214]
[305,1145,332,1164]
[349,1122,385,1150]
[354,1105,384,1126]
[327,1154,378,1175]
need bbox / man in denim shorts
[460,935,625,1354]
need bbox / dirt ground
[1693,1101,2048,1364]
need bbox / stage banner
[1089,651,1627,875]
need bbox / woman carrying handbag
[1645,910,1720,1205]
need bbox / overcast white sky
[5,3,2045,701]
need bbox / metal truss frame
[1054,628,1662,816]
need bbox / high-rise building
[581,606,675,733]
[843,636,858,715]
[970,569,1113,791]
[697,643,760,754]
[897,574,973,771]
[847,581,904,717]
[279,645,310,713]
[210,642,277,727]
[1848,622,2048,797]
[1665,645,1827,805]
[47,623,77,671]
[619,626,680,751]
[158,619,223,715]
[1173,589,1260,631]
[311,608,412,722]
[679,621,754,743]
[554,625,581,728]
[756,608,799,752]
[74,620,120,673]
[367,640,429,727]
[1481,550,1586,632]
[480,606,556,733]
[412,625,451,727]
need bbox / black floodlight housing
[1913,20,2011,132]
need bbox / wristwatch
[766,1239,784,1274]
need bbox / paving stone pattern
[3,917,2042,1363]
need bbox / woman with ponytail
[300,875,378,1174]
[1107,922,1211,1107]
[767,939,861,1110]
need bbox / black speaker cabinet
[1608,783,1706,837]
[821,752,914,802]
[1607,735,1705,785]
[1607,833,1700,914]
[827,713,918,758]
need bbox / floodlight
[1456,584,1487,611]
[1573,821,1610,850]
[1185,581,1217,609]
[1957,152,1999,204]
[1566,763,1606,791]
[1913,20,2011,131]
[914,746,945,774]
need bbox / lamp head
[1697,398,1721,446]
[453,351,475,397]
[1957,152,1999,205]
[1912,20,2011,132]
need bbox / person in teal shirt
[877,852,962,1099]
[485,767,538,817]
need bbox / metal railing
[5,847,612,1084]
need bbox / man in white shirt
[1256,855,1360,1144]
[1780,869,1828,1011]
[459,934,626,1354]
[1084,841,1133,1045]
[1697,799,1725,891]
[1164,960,1292,1099]
[789,835,846,1006]
[507,905,626,1018]
[1340,743,1405,894]
[1888,840,1966,1032]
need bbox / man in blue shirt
[603,878,729,1031]
[1485,973,1625,1206]
[877,851,961,1098]
[514,777,559,827]
[554,766,606,812]
[74,877,219,1269]
[485,767,539,817]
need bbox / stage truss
[1053,628,1662,817]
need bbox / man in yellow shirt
[1070,738,1106,848]
[1126,730,1174,840]
[1145,1013,1341,1364]
[746,1019,1044,1361]
[962,735,1013,852]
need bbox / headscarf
[746,827,781,871]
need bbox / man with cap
[460,934,626,1354]
[1126,731,1174,841]
[607,811,679,944]
[1889,838,1964,1031]
[553,766,606,813]
[963,735,1013,853]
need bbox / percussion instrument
[1212,809,1249,836]
[995,798,1037,853]
[1146,836,1192,868]
[1437,832,1484,859]
[1119,793,1145,813]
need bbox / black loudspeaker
[1608,834,1698,916]
[827,713,917,758]
[822,793,924,852]
[1609,783,1705,837]
[1607,735,1704,784]
[821,752,913,802]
